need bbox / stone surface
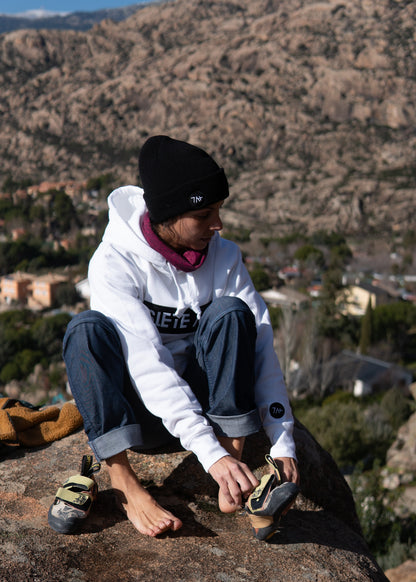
[387,411,416,473]
[0,419,388,581]
[385,560,416,582]
[392,486,416,520]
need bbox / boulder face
[0,418,388,581]
[0,0,415,236]
[387,411,416,473]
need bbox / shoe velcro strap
[265,454,282,485]
[249,474,275,502]
[63,475,95,490]
[80,454,101,478]
[55,487,92,510]
[247,474,277,513]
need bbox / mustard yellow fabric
[0,398,83,447]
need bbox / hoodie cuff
[187,431,230,473]
[269,427,297,461]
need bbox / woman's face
[159,201,224,252]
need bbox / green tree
[0,312,34,369]
[0,361,21,383]
[249,265,270,291]
[2,175,32,193]
[359,298,373,354]
[294,244,325,269]
[48,190,78,234]
[298,400,393,469]
[298,400,367,467]
[372,302,416,362]
[350,464,397,556]
[380,386,413,431]
[86,173,114,197]
[316,265,344,337]
[268,305,282,329]
[330,242,353,264]
[0,240,40,275]
[14,349,43,377]
[55,283,82,307]
[29,204,46,223]
[31,313,71,360]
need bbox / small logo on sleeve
[269,402,285,418]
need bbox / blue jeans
[63,296,261,461]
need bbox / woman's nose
[210,213,223,231]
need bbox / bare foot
[215,437,255,514]
[107,452,182,537]
[218,488,242,514]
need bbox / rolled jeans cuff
[88,424,144,462]
[207,408,261,438]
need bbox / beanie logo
[189,191,205,207]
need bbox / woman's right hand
[208,455,259,512]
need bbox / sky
[0,1,142,16]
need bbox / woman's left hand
[273,457,300,485]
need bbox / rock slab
[0,420,388,581]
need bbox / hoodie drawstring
[168,263,202,320]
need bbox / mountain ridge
[0,0,415,236]
[0,3,151,34]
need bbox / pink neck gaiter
[141,212,207,273]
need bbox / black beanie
[139,135,229,223]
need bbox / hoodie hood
[100,185,216,318]
[102,185,166,268]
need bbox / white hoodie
[88,185,296,472]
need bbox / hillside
[0,0,415,236]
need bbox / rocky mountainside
[0,0,415,236]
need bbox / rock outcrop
[0,418,388,581]
[385,560,416,582]
[385,411,416,520]
[387,411,416,474]
[0,0,415,236]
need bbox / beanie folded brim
[144,167,229,223]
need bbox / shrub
[54,283,82,307]
[298,401,368,468]
[268,305,282,329]
[249,265,270,291]
[0,361,21,383]
[350,463,397,555]
[380,386,413,431]
[351,464,416,569]
[15,349,44,377]
[322,390,355,406]
[297,399,394,469]
[31,313,71,360]
[294,244,325,268]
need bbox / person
[62,135,299,539]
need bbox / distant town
[0,177,415,407]
[1,178,416,312]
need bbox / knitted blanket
[0,397,83,447]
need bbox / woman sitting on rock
[61,135,299,540]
